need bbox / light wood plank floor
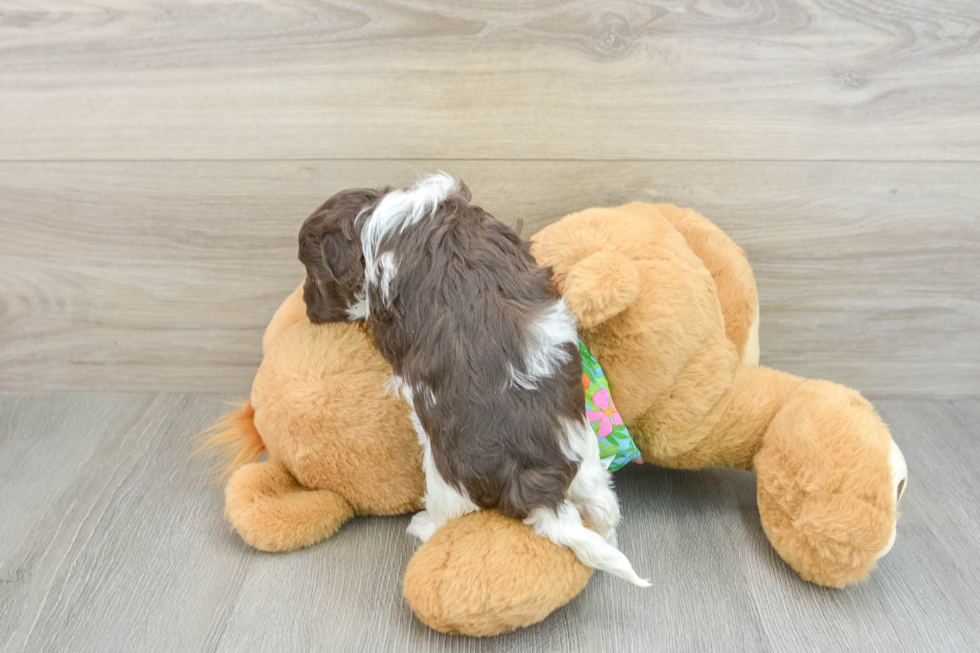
[0,393,977,652]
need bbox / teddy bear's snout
[891,441,908,504]
[875,441,908,561]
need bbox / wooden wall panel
[1,160,976,395]
[1,0,978,161]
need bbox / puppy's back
[369,195,585,519]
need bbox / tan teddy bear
[203,203,907,636]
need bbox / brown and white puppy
[298,173,648,586]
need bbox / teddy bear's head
[529,204,738,431]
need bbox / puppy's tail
[525,501,651,587]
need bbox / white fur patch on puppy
[406,404,479,541]
[362,172,457,281]
[560,418,621,542]
[376,251,398,302]
[346,290,369,321]
[385,374,411,402]
[418,384,437,408]
[524,501,649,587]
[406,510,438,541]
[389,373,473,542]
[508,300,578,390]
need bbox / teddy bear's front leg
[403,510,593,636]
[224,460,355,552]
[753,379,907,587]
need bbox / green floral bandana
[579,339,643,472]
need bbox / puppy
[298,173,648,586]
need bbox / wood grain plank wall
[1,161,976,395]
[0,0,977,395]
[1,0,979,161]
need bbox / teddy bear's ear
[560,250,640,329]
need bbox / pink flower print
[586,388,624,438]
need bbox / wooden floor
[0,393,978,652]
[2,0,979,650]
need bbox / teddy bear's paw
[407,510,437,542]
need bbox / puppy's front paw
[407,510,437,542]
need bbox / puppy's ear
[299,220,365,324]
[298,187,381,323]
[319,228,364,286]
[456,180,472,202]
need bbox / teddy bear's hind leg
[403,510,595,636]
[224,460,354,552]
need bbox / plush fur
[201,202,906,635]
[403,510,594,636]
[202,293,424,551]
[530,204,902,588]
[644,203,759,362]
[199,400,265,480]
[297,176,646,585]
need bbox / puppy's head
[298,188,383,323]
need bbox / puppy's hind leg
[563,420,621,543]
[407,510,438,542]
[406,408,478,542]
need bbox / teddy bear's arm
[645,361,905,588]
[556,251,640,329]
